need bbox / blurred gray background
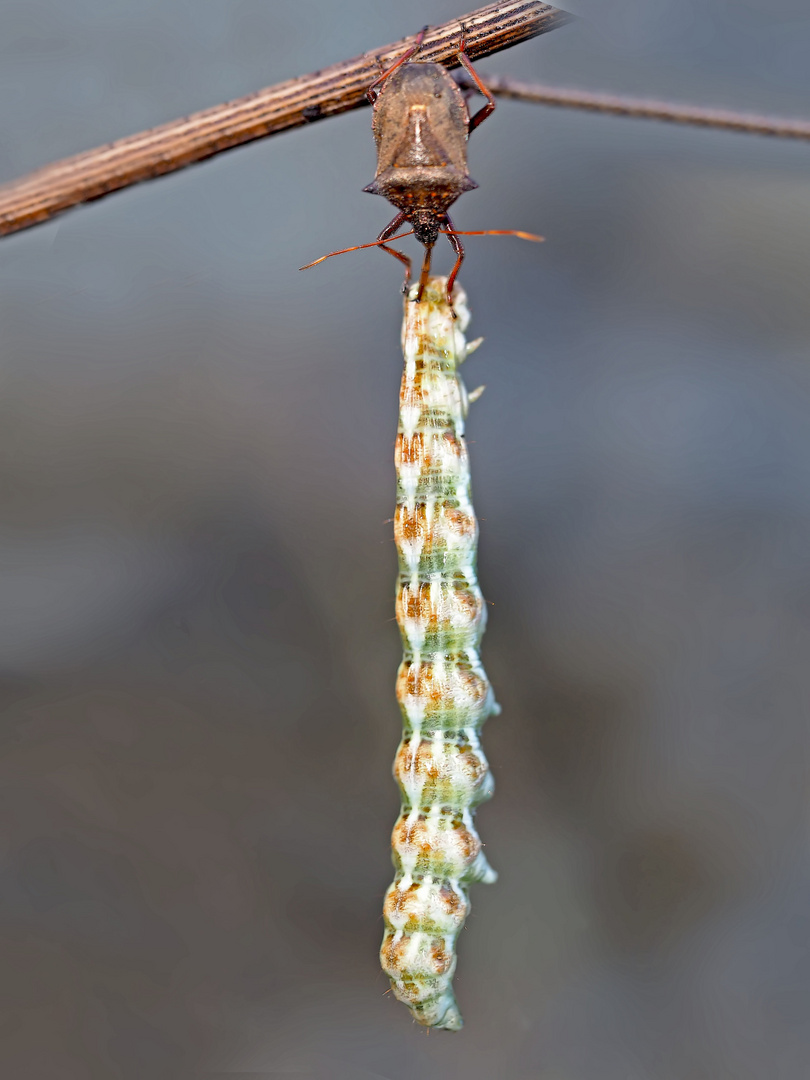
[2,1,810,1077]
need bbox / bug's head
[410,211,440,248]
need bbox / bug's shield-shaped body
[381,277,498,1031]
[364,63,478,219]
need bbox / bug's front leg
[444,215,465,314]
[376,211,412,292]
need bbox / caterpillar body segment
[381,278,498,1031]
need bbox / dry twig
[456,73,810,141]
[0,1,571,239]
[4,2,806,242]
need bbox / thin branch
[457,73,810,141]
[0,2,572,239]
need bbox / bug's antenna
[299,231,414,269]
[439,228,545,242]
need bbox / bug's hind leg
[367,25,428,103]
[377,211,412,292]
[457,29,496,134]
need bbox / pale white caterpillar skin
[381,277,499,1031]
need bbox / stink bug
[301,26,542,305]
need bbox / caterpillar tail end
[431,1001,465,1032]
[379,934,465,1031]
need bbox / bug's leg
[376,211,412,291]
[455,78,477,109]
[367,25,428,103]
[444,215,465,314]
[457,29,496,134]
[379,244,413,293]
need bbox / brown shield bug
[301,26,542,305]
[362,26,494,303]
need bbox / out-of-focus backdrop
[1,1,810,1077]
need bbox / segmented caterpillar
[380,277,499,1031]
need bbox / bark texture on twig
[0,2,571,239]
[457,73,810,141]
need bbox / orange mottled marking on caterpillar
[393,502,477,551]
[395,579,483,634]
[395,658,492,720]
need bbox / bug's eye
[434,89,443,98]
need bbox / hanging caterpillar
[380,277,499,1031]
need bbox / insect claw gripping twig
[367,25,429,104]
